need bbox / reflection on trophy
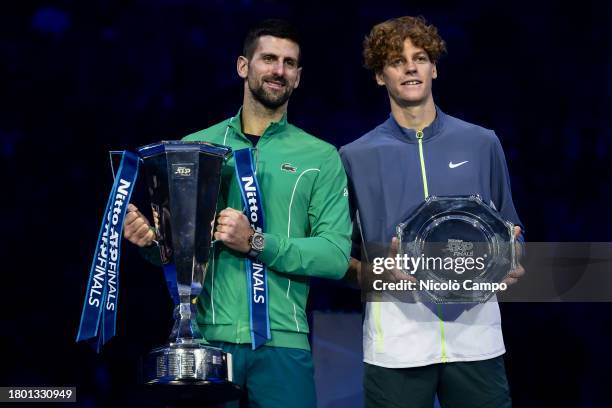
[397,195,517,303]
[136,141,235,388]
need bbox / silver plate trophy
[136,141,234,386]
[397,195,517,303]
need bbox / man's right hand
[124,203,156,247]
[385,237,417,284]
[348,237,415,290]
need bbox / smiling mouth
[264,80,286,89]
[401,80,422,85]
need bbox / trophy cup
[136,141,236,390]
[397,195,517,303]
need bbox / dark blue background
[2,1,611,406]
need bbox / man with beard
[124,19,351,408]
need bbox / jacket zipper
[253,147,259,176]
[416,129,448,363]
[416,130,429,198]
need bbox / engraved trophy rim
[137,140,232,159]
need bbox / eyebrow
[260,53,298,63]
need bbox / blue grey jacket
[339,107,524,367]
[340,107,522,260]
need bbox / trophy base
[141,382,242,407]
[144,344,233,385]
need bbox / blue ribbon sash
[76,151,139,352]
[233,148,271,349]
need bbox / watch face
[252,233,265,251]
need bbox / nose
[404,59,417,74]
[270,61,285,77]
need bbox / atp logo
[175,167,191,176]
[172,163,194,177]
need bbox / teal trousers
[211,342,316,408]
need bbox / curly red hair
[363,16,447,73]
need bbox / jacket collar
[383,105,446,144]
[228,107,289,139]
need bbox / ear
[237,56,249,79]
[375,71,386,86]
[432,64,438,80]
[293,66,302,89]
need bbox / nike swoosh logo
[449,160,468,169]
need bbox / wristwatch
[247,230,265,259]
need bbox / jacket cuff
[139,245,163,266]
[259,233,280,265]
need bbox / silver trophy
[136,141,235,388]
[397,195,517,303]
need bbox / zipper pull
[253,147,259,175]
[416,130,424,139]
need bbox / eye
[262,55,275,63]
[390,58,404,67]
[415,55,429,63]
[284,59,297,68]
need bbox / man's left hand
[215,207,253,254]
[502,226,525,286]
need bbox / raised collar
[383,106,446,144]
[227,107,289,139]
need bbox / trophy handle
[108,150,124,180]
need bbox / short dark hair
[242,19,301,62]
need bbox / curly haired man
[341,16,524,408]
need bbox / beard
[248,75,293,109]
